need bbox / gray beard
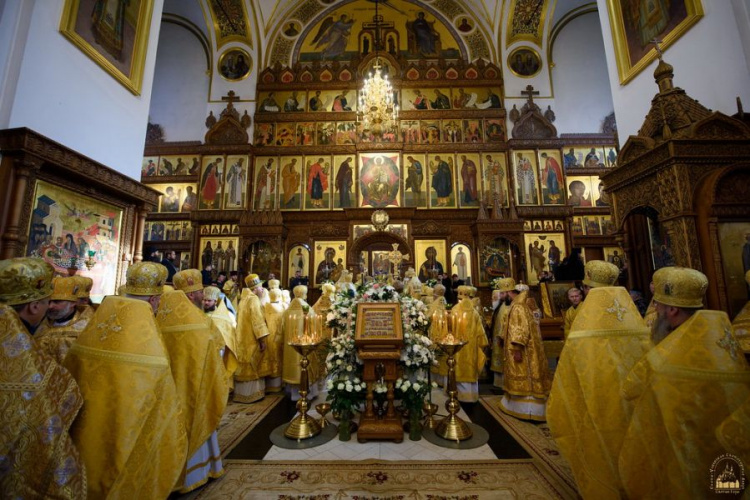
[651,313,672,345]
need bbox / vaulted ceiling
[163,0,597,69]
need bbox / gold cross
[651,38,664,58]
[96,313,122,342]
[606,299,627,322]
[716,327,740,361]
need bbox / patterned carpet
[217,395,283,457]
[191,393,580,499]
[480,395,578,493]
[194,459,572,499]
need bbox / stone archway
[349,231,413,276]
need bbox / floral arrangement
[490,276,505,290]
[325,281,436,416]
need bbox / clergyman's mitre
[652,266,708,309]
[582,260,619,288]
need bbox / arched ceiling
[162,0,599,69]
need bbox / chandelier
[357,0,399,137]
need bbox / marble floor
[260,387,506,462]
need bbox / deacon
[35,275,94,363]
[490,278,515,391]
[0,258,86,499]
[562,287,583,339]
[453,285,488,402]
[204,285,238,390]
[428,283,448,387]
[262,287,286,393]
[234,273,270,403]
[499,282,551,420]
[547,284,651,499]
[619,267,750,499]
[282,285,322,400]
[156,289,227,492]
[64,262,187,499]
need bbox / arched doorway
[349,231,413,278]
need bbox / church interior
[1,0,750,498]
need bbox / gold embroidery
[717,327,740,361]
[606,298,627,322]
[96,313,122,342]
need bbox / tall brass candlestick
[285,340,323,440]
[435,338,473,442]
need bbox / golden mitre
[173,269,203,293]
[156,290,206,328]
[204,286,222,301]
[163,284,174,293]
[570,286,649,335]
[75,276,93,299]
[321,282,336,296]
[653,266,707,309]
[268,279,280,290]
[222,280,235,292]
[457,285,473,297]
[245,273,264,288]
[583,260,620,288]
[50,276,81,302]
[495,277,516,292]
[293,284,308,298]
[123,262,167,296]
[0,257,54,305]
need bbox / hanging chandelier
[357,0,399,137]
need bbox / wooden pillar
[1,157,38,259]
[133,207,148,262]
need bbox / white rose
[413,382,421,391]
[354,384,361,391]
[327,380,334,389]
[336,359,343,366]
[346,365,353,372]
[431,381,438,388]
[338,383,345,390]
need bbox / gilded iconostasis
[143,0,628,322]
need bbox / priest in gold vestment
[156,290,227,492]
[262,287,286,393]
[619,267,750,499]
[35,275,94,364]
[313,282,336,389]
[65,264,187,499]
[499,283,551,421]
[490,278,515,390]
[204,285,239,389]
[173,268,206,308]
[0,257,86,499]
[453,285,488,402]
[234,273,270,403]
[547,286,651,499]
[731,270,750,356]
[74,275,94,308]
[428,283,448,387]
[282,285,322,400]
